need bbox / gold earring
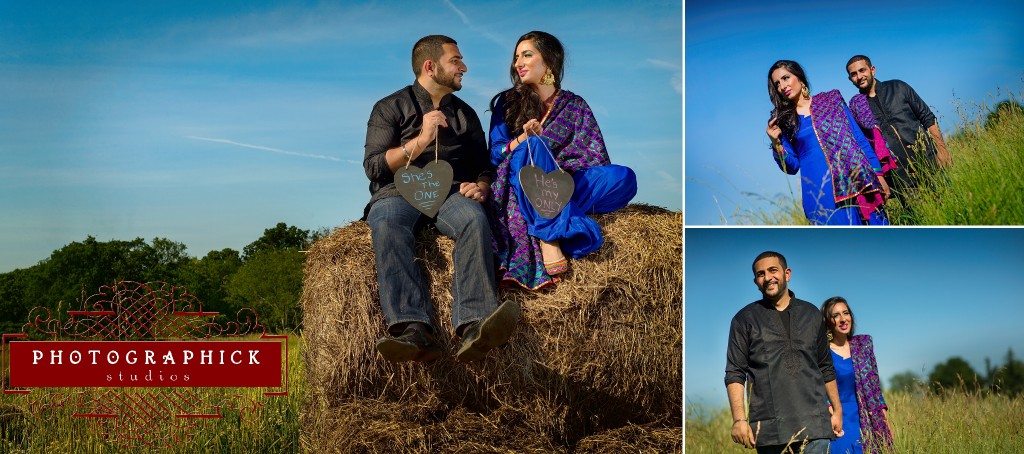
[541,68,555,86]
[801,84,810,99]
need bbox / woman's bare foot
[539,239,568,275]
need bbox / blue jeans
[366,193,498,334]
[757,438,830,454]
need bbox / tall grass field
[0,334,302,453]
[686,386,1024,453]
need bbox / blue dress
[775,108,889,226]
[487,90,638,290]
[831,350,863,454]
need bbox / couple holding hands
[727,252,892,454]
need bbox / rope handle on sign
[404,122,442,170]
[524,130,565,173]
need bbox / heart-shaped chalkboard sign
[395,160,454,218]
[518,165,574,219]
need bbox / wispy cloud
[185,136,348,162]
[647,59,683,94]
[657,170,680,186]
[441,0,507,48]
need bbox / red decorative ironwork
[2,281,289,448]
[21,281,265,340]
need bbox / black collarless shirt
[866,79,938,186]
[725,292,836,445]
[361,81,493,218]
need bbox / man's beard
[760,279,786,299]
[859,76,875,93]
[432,64,461,91]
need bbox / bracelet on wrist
[401,142,412,161]
[733,418,747,424]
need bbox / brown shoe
[376,323,442,362]
[455,301,521,362]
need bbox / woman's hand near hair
[767,117,784,153]
[766,117,782,143]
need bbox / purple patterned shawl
[850,334,893,453]
[848,94,878,130]
[809,90,880,203]
[489,90,610,289]
[849,94,897,174]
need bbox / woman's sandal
[544,257,568,275]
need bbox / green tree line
[890,348,1024,397]
[0,222,322,334]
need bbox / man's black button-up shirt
[361,81,493,218]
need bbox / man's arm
[456,104,495,203]
[725,314,754,448]
[928,123,951,167]
[900,80,950,168]
[727,382,755,448]
[814,318,836,384]
[364,102,447,180]
[461,104,494,182]
[814,315,843,437]
[824,379,844,437]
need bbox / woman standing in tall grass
[766,60,890,225]
[821,296,893,454]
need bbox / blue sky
[684,227,1024,410]
[685,0,1024,225]
[0,0,682,272]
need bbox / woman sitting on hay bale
[488,31,637,289]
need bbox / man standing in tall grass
[846,55,952,206]
[725,251,843,454]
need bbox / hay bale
[575,423,683,453]
[301,204,681,451]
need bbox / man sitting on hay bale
[361,34,520,363]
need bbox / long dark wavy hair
[820,296,856,338]
[489,31,565,136]
[767,60,809,143]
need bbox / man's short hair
[846,54,872,70]
[412,35,457,76]
[752,251,788,275]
